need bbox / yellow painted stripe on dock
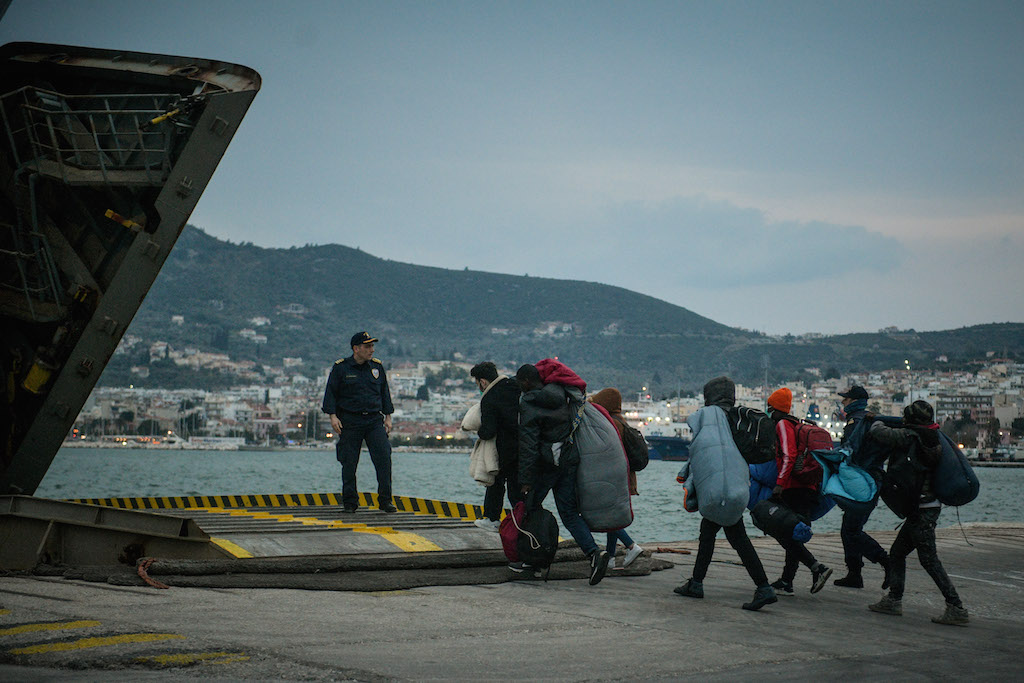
[0,620,100,636]
[10,632,184,655]
[0,610,9,616]
[136,651,250,666]
[195,507,442,552]
[210,537,254,558]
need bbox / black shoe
[381,503,398,513]
[810,565,833,594]
[589,550,610,586]
[673,578,704,599]
[742,585,778,611]
[834,571,864,588]
[770,578,794,596]
[343,505,358,513]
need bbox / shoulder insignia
[334,358,345,365]
[372,358,383,364]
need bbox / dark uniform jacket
[322,356,394,419]
[518,383,579,488]
[477,376,520,472]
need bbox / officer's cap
[350,331,379,347]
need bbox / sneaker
[508,561,533,573]
[810,565,833,594]
[931,602,969,626]
[834,571,863,588]
[868,595,903,616]
[381,502,398,513]
[673,578,704,599]
[742,584,778,611]
[622,544,644,568]
[473,518,501,532]
[770,579,794,596]
[589,550,610,586]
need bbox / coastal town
[65,333,1024,460]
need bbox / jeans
[693,517,768,587]
[336,417,392,508]
[483,468,523,521]
[606,529,635,556]
[530,463,598,556]
[840,497,887,570]
[887,507,961,607]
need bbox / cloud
[575,196,907,289]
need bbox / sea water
[37,448,1023,542]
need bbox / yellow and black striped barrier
[68,491,504,521]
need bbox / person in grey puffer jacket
[673,376,777,611]
[867,400,969,626]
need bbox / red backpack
[790,420,830,489]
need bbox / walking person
[674,376,777,611]
[833,385,890,588]
[867,400,969,625]
[589,388,645,569]
[469,362,522,531]
[321,331,396,513]
[764,387,832,595]
[517,363,610,585]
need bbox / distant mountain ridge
[108,226,1024,393]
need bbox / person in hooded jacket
[517,364,610,585]
[765,387,833,596]
[867,400,969,626]
[673,376,777,611]
[470,362,522,531]
[833,385,891,589]
[589,388,644,569]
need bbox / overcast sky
[2,1,1021,335]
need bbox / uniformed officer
[322,331,396,513]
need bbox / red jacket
[775,416,819,491]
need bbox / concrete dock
[1,522,1022,681]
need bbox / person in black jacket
[867,400,969,626]
[516,364,609,585]
[833,385,890,588]
[470,362,522,531]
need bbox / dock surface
[1,523,1022,680]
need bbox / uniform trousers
[336,415,392,508]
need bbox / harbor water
[38,447,1023,543]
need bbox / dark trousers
[483,468,523,521]
[530,463,598,556]
[336,418,392,508]
[840,497,888,570]
[693,516,768,587]
[888,507,961,607]
[778,488,819,582]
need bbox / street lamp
[904,359,912,403]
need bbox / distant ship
[640,421,692,461]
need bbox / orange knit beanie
[768,387,793,414]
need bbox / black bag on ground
[880,442,928,519]
[621,423,649,472]
[516,507,560,569]
[727,406,777,465]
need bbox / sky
[2,1,1022,335]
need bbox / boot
[931,602,969,626]
[742,584,777,611]
[673,578,704,599]
[879,556,891,590]
[834,569,864,588]
[868,595,902,616]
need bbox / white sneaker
[474,518,500,532]
[623,544,644,567]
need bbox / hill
[100,226,1024,394]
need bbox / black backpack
[621,423,649,472]
[727,406,777,465]
[880,442,928,519]
[516,507,560,570]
